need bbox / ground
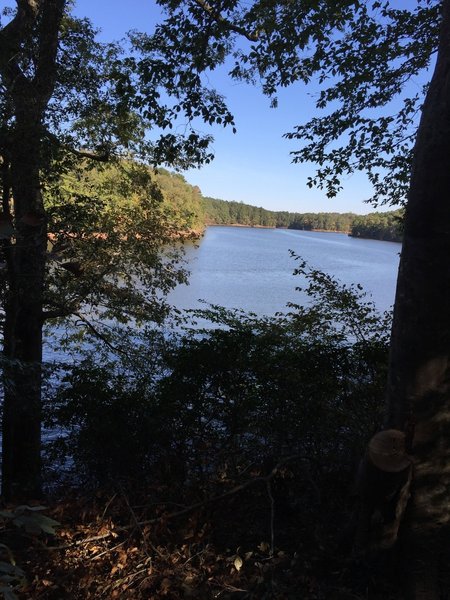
[1,483,403,599]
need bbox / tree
[1,0,448,593]
[152,0,447,595]
[385,1,450,595]
[0,1,234,501]
[43,161,199,337]
[0,0,66,503]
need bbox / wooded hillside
[202,196,403,241]
[59,163,205,233]
[60,167,403,242]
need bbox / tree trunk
[386,0,450,596]
[2,118,47,501]
[0,0,64,501]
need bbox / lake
[168,226,401,315]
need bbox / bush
[46,259,390,513]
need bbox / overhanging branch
[42,307,75,321]
[67,147,110,162]
[0,0,39,54]
[73,312,126,355]
[193,0,259,42]
[44,130,110,162]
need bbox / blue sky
[70,0,421,214]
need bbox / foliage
[153,168,205,231]
[47,260,389,502]
[36,260,392,597]
[154,0,440,206]
[351,209,404,242]
[203,195,404,240]
[46,353,171,484]
[0,506,59,600]
[42,160,207,345]
[0,0,241,499]
[0,4,233,172]
[0,1,226,348]
[203,196,355,230]
[0,506,59,537]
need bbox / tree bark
[2,120,47,501]
[386,0,450,596]
[0,0,64,501]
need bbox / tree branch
[65,147,110,162]
[72,312,127,355]
[0,0,39,55]
[136,455,314,527]
[34,0,65,105]
[193,0,259,42]
[43,129,110,162]
[42,307,76,321]
[0,1,38,91]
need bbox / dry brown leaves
[15,492,327,600]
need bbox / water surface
[168,226,401,315]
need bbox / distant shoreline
[206,223,350,234]
[202,197,403,243]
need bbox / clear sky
[70,0,416,214]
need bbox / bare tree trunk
[2,119,47,501]
[386,0,450,596]
[0,0,65,501]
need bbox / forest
[55,166,403,243]
[203,196,404,241]
[0,1,448,599]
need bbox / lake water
[168,226,401,315]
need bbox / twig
[193,0,259,42]
[101,493,118,520]
[119,486,153,560]
[136,455,309,527]
[45,456,313,551]
[181,548,208,568]
[46,531,116,551]
[43,129,110,162]
[73,312,126,355]
[266,479,275,558]
[89,539,126,561]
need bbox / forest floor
[3,486,402,600]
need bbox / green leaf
[30,514,60,536]
[0,587,19,600]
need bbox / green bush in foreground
[46,257,390,509]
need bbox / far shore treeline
[150,167,403,242]
[202,196,403,242]
[65,164,403,243]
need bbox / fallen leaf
[160,577,171,593]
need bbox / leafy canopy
[42,160,206,349]
[0,2,235,171]
[0,1,234,339]
[153,0,440,205]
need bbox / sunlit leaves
[154,0,440,205]
[43,160,204,340]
